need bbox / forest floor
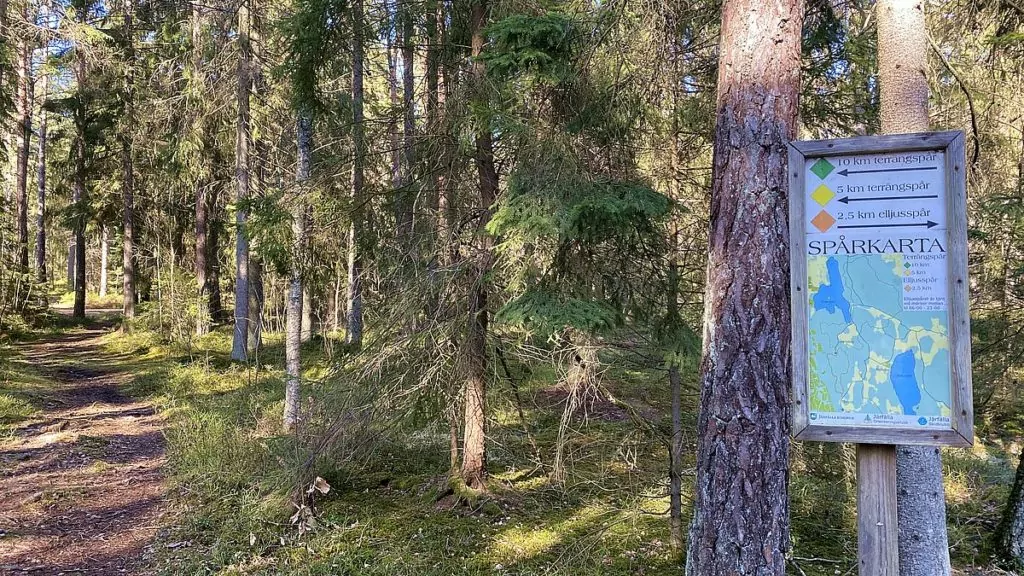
[0,306,1019,575]
[0,311,168,574]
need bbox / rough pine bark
[876,1,953,573]
[346,0,365,348]
[460,0,498,491]
[15,32,32,274]
[231,0,253,361]
[684,0,803,571]
[284,113,311,432]
[35,75,48,287]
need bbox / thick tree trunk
[684,0,802,571]
[460,0,498,491]
[231,0,253,361]
[15,32,32,274]
[99,225,108,298]
[875,1,953,573]
[346,0,365,348]
[284,112,311,432]
[35,75,48,287]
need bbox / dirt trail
[0,317,166,575]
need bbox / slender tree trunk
[209,206,223,321]
[121,2,136,320]
[72,5,88,319]
[346,0,365,348]
[876,1,953,573]
[684,0,803,571]
[460,0,498,491]
[998,450,1024,568]
[35,75,48,287]
[99,225,108,298]
[67,238,75,291]
[301,285,312,342]
[400,1,415,244]
[284,112,311,432]
[15,31,32,274]
[248,1,265,351]
[196,180,210,335]
[231,0,253,360]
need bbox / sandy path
[0,319,166,575]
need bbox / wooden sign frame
[788,131,973,447]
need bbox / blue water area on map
[812,257,853,323]
[890,350,922,415]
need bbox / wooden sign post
[788,132,973,575]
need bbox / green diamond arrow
[810,158,835,179]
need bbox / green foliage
[480,12,576,84]
[497,289,622,336]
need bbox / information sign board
[788,132,973,446]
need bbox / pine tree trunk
[684,0,802,571]
[875,1,953,573]
[231,0,253,361]
[99,226,108,298]
[460,0,498,491]
[284,112,311,432]
[35,75,48,287]
[346,0,365,348]
[15,32,32,275]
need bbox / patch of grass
[98,325,1019,576]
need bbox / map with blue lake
[806,251,953,429]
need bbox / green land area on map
[807,252,952,426]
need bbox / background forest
[0,0,1023,573]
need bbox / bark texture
[876,1,953,573]
[460,0,498,491]
[195,180,211,335]
[684,0,803,571]
[231,0,253,361]
[284,113,311,432]
[15,32,32,274]
[346,0,365,348]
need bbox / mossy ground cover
[80,322,1019,575]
